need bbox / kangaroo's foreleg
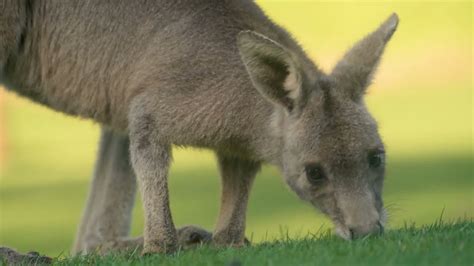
[73,128,136,254]
[129,107,178,255]
[212,154,260,247]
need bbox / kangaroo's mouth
[334,222,385,240]
[334,225,352,240]
[332,208,388,240]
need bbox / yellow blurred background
[0,1,472,256]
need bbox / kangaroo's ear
[237,31,303,112]
[331,13,399,101]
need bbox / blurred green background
[0,1,472,256]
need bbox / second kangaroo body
[1,0,398,255]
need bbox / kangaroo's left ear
[237,31,303,112]
[331,13,399,101]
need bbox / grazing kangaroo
[0,0,398,256]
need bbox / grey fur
[1,0,398,254]
[73,128,136,254]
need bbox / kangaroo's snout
[344,208,381,237]
[347,220,384,239]
[333,185,384,240]
[336,219,384,240]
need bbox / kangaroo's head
[238,14,398,239]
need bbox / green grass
[28,219,472,266]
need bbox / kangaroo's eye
[368,151,385,168]
[305,164,326,185]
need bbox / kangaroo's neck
[245,103,286,167]
[263,109,287,167]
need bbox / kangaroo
[0,0,398,256]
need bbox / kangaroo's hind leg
[212,153,260,247]
[72,128,137,254]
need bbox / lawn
[17,219,474,266]
[0,0,472,264]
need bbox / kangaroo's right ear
[331,13,399,101]
[237,31,303,112]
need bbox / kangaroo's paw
[178,225,251,249]
[97,225,215,255]
[176,225,213,249]
[0,247,52,265]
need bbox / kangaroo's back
[2,0,313,130]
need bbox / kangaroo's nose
[348,221,384,239]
